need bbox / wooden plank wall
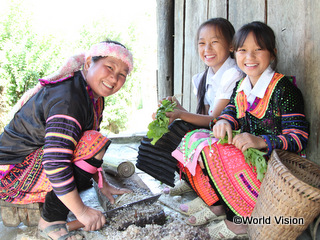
[157,0,174,100]
[169,0,320,163]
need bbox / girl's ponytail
[196,67,209,114]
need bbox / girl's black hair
[233,21,278,70]
[196,18,235,115]
[196,68,209,114]
[91,40,127,63]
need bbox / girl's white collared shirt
[193,57,243,115]
[237,66,275,105]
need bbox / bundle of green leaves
[147,99,177,145]
[214,130,267,181]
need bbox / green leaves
[243,148,267,182]
[215,129,241,144]
[216,130,267,181]
[147,99,176,145]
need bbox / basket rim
[270,149,320,195]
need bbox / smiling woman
[85,57,128,97]
[0,39,134,239]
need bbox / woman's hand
[75,206,106,231]
[212,119,233,144]
[99,180,132,204]
[232,133,267,153]
[58,189,108,231]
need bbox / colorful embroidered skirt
[173,129,262,216]
[0,130,110,205]
[0,147,52,204]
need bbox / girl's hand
[99,180,132,204]
[152,96,184,121]
[165,108,185,125]
[151,111,157,120]
[212,120,233,144]
[75,206,106,231]
[161,96,184,111]
[232,132,267,153]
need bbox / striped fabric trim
[219,114,239,129]
[234,78,246,119]
[43,115,83,196]
[289,133,303,152]
[47,114,82,130]
[50,176,75,188]
[45,166,68,175]
[45,132,77,146]
[282,129,309,139]
[43,148,73,154]
[278,135,288,150]
[282,113,306,118]
[236,73,284,119]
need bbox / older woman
[0,40,133,240]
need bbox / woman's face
[198,25,231,73]
[235,32,273,86]
[84,56,128,98]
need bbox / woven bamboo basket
[247,149,320,240]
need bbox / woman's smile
[102,81,114,89]
[84,56,128,98]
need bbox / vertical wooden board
[268,0,320,163]
[268,0,306,91]
[173,0,185,104]
[301,0,320,164]
[208,0,228,19]
[156,0,174,100]
[182,0,208,112]
[228,0,265,31]
[269,0,319,163]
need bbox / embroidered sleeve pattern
[42,114,82,196]
[218,103,240,130]
[261,83,309,155]
[261,113,309,155]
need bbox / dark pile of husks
[81,191,210,240]
[80,209,210,240]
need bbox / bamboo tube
[103,159,135,178]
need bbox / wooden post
[156,0,174,100]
